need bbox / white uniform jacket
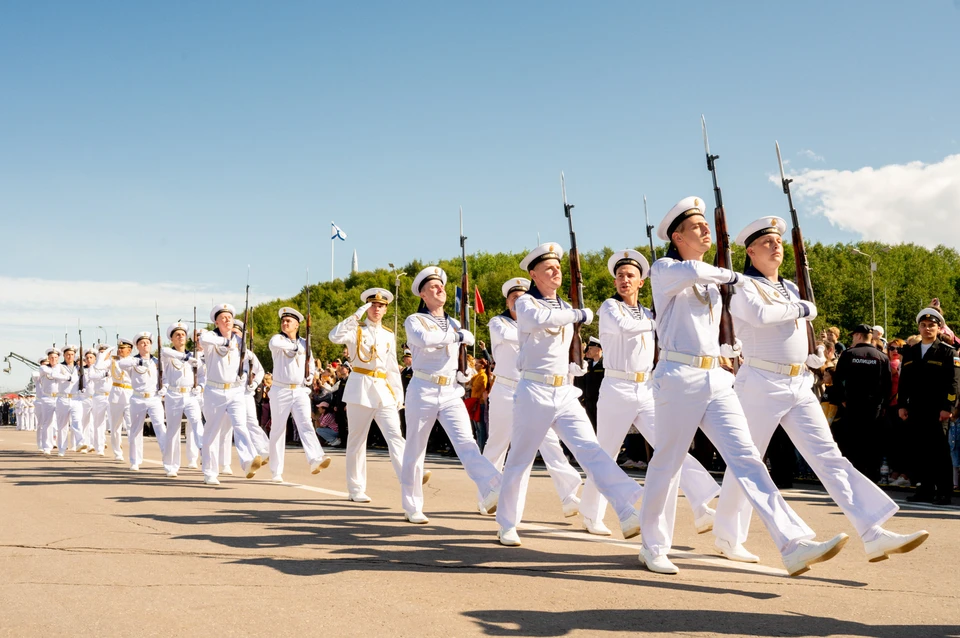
[729,273,810,366]
[598,297,656,375]
[329,313,403,408]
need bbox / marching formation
[9,133,945,579]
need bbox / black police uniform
[898,338,960,503]
[576,354,604,430]
[830,341,891,480]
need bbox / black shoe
[906,493,935,503]
[932,495,953,506]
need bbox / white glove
[157,387,167,398]
[354,302,372,319]
[578,308,594,325]
[190,357,200,368]
[805,345,826,369]
[719,338,743,359]
[191,386,202,396]
[568,361,588,377]
[728,271,747,288]
[456,370,473,384]
[797,300,818,320]
[458,329,476,347]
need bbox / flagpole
[331,229,335,282]
[472,301,477,357]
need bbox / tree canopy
[245,241,960,372]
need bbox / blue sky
[1,1,959,388]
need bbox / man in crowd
[576,336,604,429]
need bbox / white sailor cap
[167,322,189,339]
[232,319,244,331]
[210,303,236,322]
[735,216,787,247]
[520,243,564,272]
[657,196,707,241]
[278,307,304,323]
[411,266,448,296]
[134,331,152,345]
[83,349,98,358]
[607,249,650,279]
[872,325,884,336]
[403,349,412,357]
[117,337,134,348]
[501,277,531,298]
[587,336,602,348]
[45,347,61,357]
[61,344,78,354]
[917,308,945,325]
[361,288,394,304]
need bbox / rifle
[304,269,313,383]
[192,306,199,389]
[776,141,817,354]
[561,172,585,367]
[247,323,255,388]
[643,195,660,367]
[239,266,250,380]
[78,319,85,392]
[701,116,739,367]
[155,302,163,391]
[458,206,469,375]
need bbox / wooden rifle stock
[778,141,817,354]
[458,207,469,375]
[562,173,584,367]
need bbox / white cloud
[798,149,825,162]
[0,276,272,392]
[775,154,960,247]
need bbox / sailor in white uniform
[52,345,88,455]
[580,250,720,536]
[84,345,111,456]
[233,319,270,478]
[495,244,644,547]
[400,267,501,524]
[482,276,583,518]
[329,288,410,502]
[95,338,134,461]
[638,196,848,576]
[267,307,330,482]
[100,332,168,472]
[712,216,928,564]
[36,348,63,455]
[159,322,204,477]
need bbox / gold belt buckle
[288,384,298,389]
[436,375,450,386]
[551,375,564,387]
[143,393,152,398]
[223,383,231,390]
[635,372,646,382]
[699,356,714,370]
[789,363,802,377]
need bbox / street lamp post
[851,248,877,327]
[389,264,406,338]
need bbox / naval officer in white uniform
[482,276,583,518]
[52,345,88,455]
[267,306,330,483]
[712,216,928,564]
[96,338,134,461]
[36,348,62,455]
[400,266,501,524]
[495,244,644,547]
[161,322,204,477]
[579,250,720,536]
[638,196,848,576]
[329,288,414,502]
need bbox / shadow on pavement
[461,608,960,637]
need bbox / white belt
[744,357,805,377]
[494,375,518,389]
[273,382,302,390]
[661,350,720,370]
[413,370,454,387]
[206,381,241,390]
[521,371,569,387]
[606,369,651,383]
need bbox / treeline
[243,241,960,373]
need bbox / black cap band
[507,285,527,295]
[918,313,943,325]
[417,274,443,292]
[527,252,561,271]
[613,258,644,275]
[744,226,781,248]
[213,309,232,320]
[666,208,703,239]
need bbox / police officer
[830,324,892,481]
[898,308,960,505]
[575,337,604,429]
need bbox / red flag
[474,285,485,315]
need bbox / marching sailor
[52,345,88,455]
[329,288,411,502]
[638,197,847,576]
[36,348,62,455]
[233,319,270,478]
[579,250,720,536]
[400,266,501,523]
[160,322,204,477]
[482,276,583,518]
[712,216,928,564]
[83,345,111,456]
[95,338,134,461]
[267,306,330,482]
[100,333,168,472]
[495,244,644,547]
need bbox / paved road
[1,427,958,637]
